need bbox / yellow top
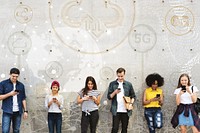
[143,87,162,108]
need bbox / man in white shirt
[107,67,136,133]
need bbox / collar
[8,78,19,84]
[150,87,158,91]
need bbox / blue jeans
[48,113,62,133]
[2,111,22,133]
[144,108,163,133]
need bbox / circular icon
[100,67,114,81]
[45,61,63,79]
[8,31,32,55]
[128,24,157,53]
[165,6,194,36]
[49,0,135,54]
[14,5,33,24]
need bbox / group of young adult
[0,67,200,133]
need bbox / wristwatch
[24,110,28,113]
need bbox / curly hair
[145,73,164,87]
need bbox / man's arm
[22,99,28,119]
[0,91,17,100]
[129,83,136,103]
[107,82,119,100]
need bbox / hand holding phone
[53,98,57,102]
[15,89,19,93]
[156,94,160,98]
[181,86,186,92]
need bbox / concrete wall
[0,0,200,132]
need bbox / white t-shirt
[13,83,19,112]
[174,86,199,104]
[117,82,127,113]
[45,94,64,113]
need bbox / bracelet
[24,110,28,113]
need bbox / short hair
[10,68,20,75]
[116,67,126,74]
[145,73,164,87]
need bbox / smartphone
[156,94,160,98]
[15,89,19,92]
[53,98,57,100]
[181,86,186,92]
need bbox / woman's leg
[191,126,200,133]
[180,125,187,133]
[89,110,99,133]
[153,109,163,129]
[144,109,155,133]
[81,112,89,133]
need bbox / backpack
[191,86,200,113]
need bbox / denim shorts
[178,109,194,126]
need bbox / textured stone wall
[0,0,200,132]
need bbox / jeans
[2,111,22,133]
[48,113,62,133]
[111,113,129,133]
[81,110,99,133]
[144,108,163,133]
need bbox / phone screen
[181,86,186,92]
[156,94,160,98]
[15,90,19,92]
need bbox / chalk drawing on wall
[165,6,194,36]
[45,61,63,79]
[49,0,135,54]
[14,4,33,24]
[100,66,114,81]
[128,24,157,53]
[7,31,32,55]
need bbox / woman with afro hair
[142,73,164,133]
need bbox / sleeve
[107,82,114,100]
[129,83,136,99]
[22,84,26,100]
[0,82,4,94]
[193,86,199,93]
[59,95,64,110]
[45,95,49,109]
[78,90,83,98]
[174,88,180,95]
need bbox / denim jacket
[107,80,136,116]
[0,79,26,114]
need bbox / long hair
[177,73,191,88]
[145,73,164,87]
[82,76,97,96]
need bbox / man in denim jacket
[107,67,136,133]
[0,68,28,133]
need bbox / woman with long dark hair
[77,76,101,133]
